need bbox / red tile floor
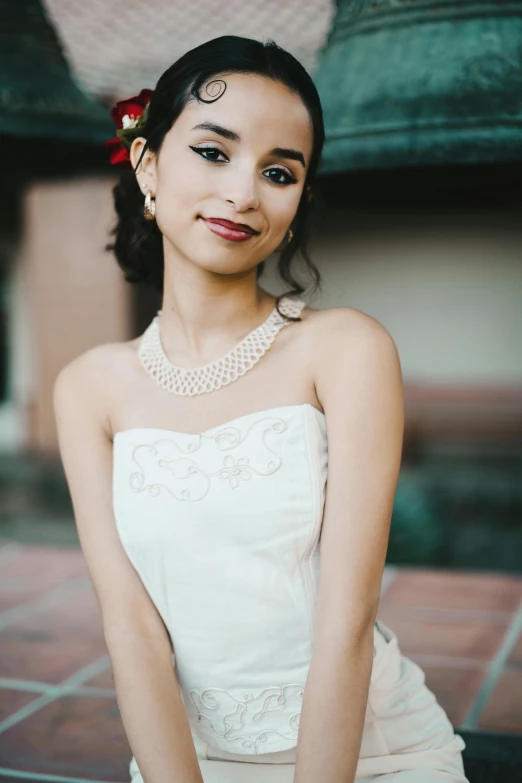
[0,540,521,782]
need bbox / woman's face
[132,72,314,276]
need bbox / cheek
[155,155,207,223]
[264,193,300,233]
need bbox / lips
[201,216,260,242]
[204,217,259,234]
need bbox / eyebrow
[190,122,306,168]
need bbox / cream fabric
[113,403,468,782]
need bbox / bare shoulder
[53,339,139,435]
[302,305,403,414]
[304,304,400,363]
[54,339,136,391]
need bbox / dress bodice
[113,401,456,778]
[112,403,328,756]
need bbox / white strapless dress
[112,403,468,782]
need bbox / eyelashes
[189,145,298,186]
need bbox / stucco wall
[13,176,131,454]
[266,209,522,384]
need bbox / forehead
[175,72,314,162]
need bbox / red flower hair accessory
[105,88,154,166]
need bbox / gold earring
[287,228,294,243]
[144,191,156,221]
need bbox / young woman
[54,35,468,783]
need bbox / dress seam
[300,405,320,654]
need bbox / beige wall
[0,246,35,451]
[14,176,131,454]
[266,209,522,385]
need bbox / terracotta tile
[0,550,88,615]
[0,630,108,683]
[507,628,522,667]
[382,569,522,613]
[0,688,41,722]
[0,590,107,683]
[478,670,522,733]
[0,563,90,613]
[0,547,88,591]
[2,587,102,635]
[0,694,130,780]
[409,662,487,727]
[377,608,508,660]
[22,587,103,634]
[0,587,49,613]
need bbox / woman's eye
[263,168,297,186]
[189,146,297,186]
[190,145,228,163]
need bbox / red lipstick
[201,217,259,242]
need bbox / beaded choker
[138,296,305,396]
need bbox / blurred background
[0,1,521,781]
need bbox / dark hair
[106,35,325,320]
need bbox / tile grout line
[0,655,112,734]
[62,685,116,698]
[0,678,58,694]
[60,655,112,688]
[0,767,117,783]
[0,578,92,630]
[459,599,522,730]
[0,677,116,699]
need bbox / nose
[223,166,260,212]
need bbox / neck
[155,286,277,367]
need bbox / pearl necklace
[138,295,306,396]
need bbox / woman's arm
[53,346,204,783]
[293,309,404,783]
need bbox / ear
[130,136,157,193]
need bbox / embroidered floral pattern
[128,416,287,502]
[218,455,253,488]
[189,683,304,754]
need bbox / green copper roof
[314,0,522,173]
[0,0,113,145]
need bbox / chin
[197,253,255,275]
